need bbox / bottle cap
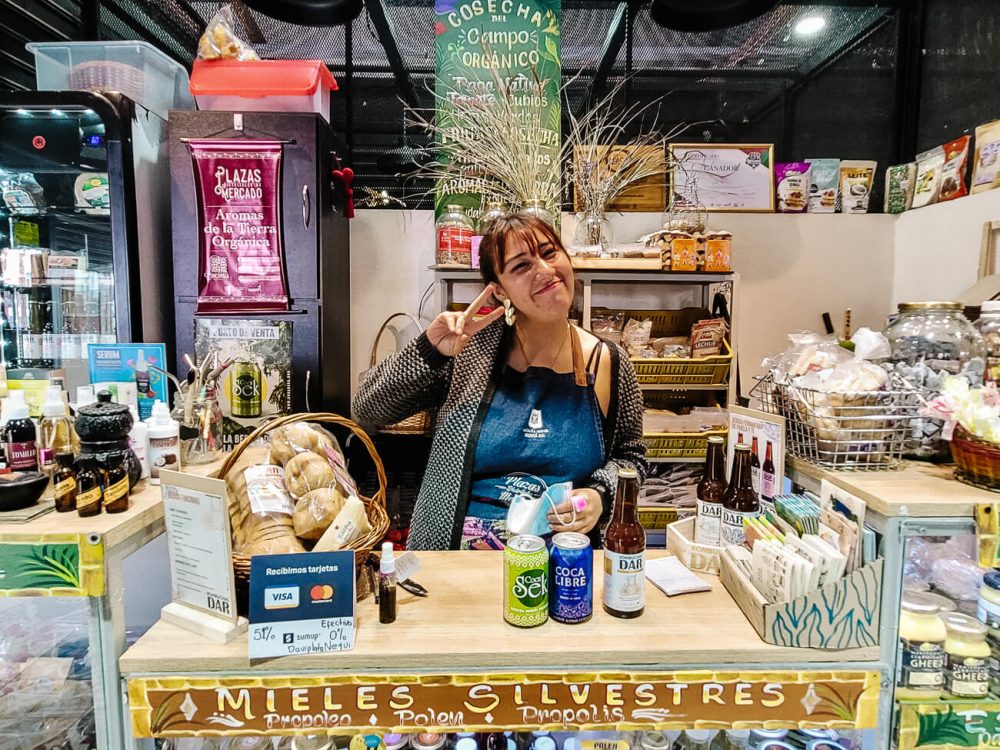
[149,399,169,424]
[4,391,29,421]
[42,386,66,417]
[380,541,395,575]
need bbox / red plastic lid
[190,59,338,97]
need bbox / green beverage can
[230,360,262,418]
[504,534,549,627]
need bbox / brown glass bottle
[720,443,759,546]
[695,435,728,545]
[76,463,103,517]
[603,467,646,619]
[52,453,77,513]
[761,440,777,503]
[103,457,130,514]
[750,436,761,494]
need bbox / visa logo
[264,586,299,609]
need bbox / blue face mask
[506,480,575,537]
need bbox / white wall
[893,189,1000,304]
[349,209,897,392]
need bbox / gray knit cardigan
[352,319,647,550]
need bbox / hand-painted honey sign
[129,671,879,737]
[0,535,104,597]
[898,702,1000,750]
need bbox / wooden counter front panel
[129,670,881,737]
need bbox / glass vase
[573,210,613,249]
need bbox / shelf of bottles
[0,106,117,374]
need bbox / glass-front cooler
[0,90,170,393]
[893,520,995,750]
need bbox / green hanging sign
[434,0,562,222]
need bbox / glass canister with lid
[435,204,474,268]
[898,590,948,699]
[479,201,509,235]
[883,301,986,459]
[520,199,556,227]
[975,300,1000,383]
[943,611,991,697]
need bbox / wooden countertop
[787,456,996,519]
[0,459,222,553]
[120,550,879,675]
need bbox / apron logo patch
[524,409,550,440]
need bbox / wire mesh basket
[751,372,926,470]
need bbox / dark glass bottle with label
[721,443,760,546]
[750,436,761,494]
[52,453,77,513]
[761,441,777,504]
[3,401,37,471]
[103,456,130,513]
[695,435,727,546]
[603,467,645,619]
[75,462,103,517]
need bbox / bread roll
[292,487,346,541]
[270,423,340,466]
[284,451,337,499]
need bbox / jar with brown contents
[103,455,130,513]
[52,453,77,513]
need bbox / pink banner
[188,139,289,313]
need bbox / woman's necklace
[515,322,571,371]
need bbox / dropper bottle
[379,542,397,624]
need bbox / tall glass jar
[884,301,986,460]
[573,210,613,250]
[435,204,473,268]
[478,201,508,235]
[520,199,556,227]
[975,300,1000,383]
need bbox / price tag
[248,551,356,659]
[394,551,422,583]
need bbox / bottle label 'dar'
[603,551,645,612]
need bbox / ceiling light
[795,15,826,35]
[49,109,64,116]
[14,109,30,116]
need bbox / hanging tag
[233,113,244,131]
[394,551,422,583]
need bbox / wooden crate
[667,516,723,576]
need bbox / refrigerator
[0,90,175,392]
[168,110,351,416]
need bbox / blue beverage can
[549,532,593,624]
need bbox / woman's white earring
[503,298,516,326]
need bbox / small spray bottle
[378,541,397,624]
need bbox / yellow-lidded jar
[899,590,947,699]
[944,612,991,697]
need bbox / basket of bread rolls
[218,412,389,611]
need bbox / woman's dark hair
[478,212,569,286]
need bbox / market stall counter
[119,550,884,748]
[0,461,223,750]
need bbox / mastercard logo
[310,584,334,602]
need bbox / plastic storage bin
[190,59,338,122]
[27,41,194,120]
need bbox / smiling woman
[352,213,647,551]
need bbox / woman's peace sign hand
[426,285,506,357]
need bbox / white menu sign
[160,471,238,623]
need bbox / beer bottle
[76,462,103,518]
[52,453,78,513]
[695,436,727,545]
[750,436,761,494]
[603,467,645,618]
[761,440,777,507]
[721,444,759,546]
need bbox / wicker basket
[952,426,1000,492]
[591,306,733,386]
[643,428,729,460]
[366,313,434,435]
[218,412,390,610]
